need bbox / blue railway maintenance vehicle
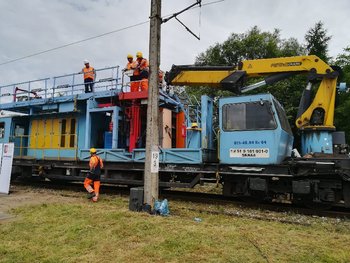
[1,55,350,208]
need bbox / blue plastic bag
[154,199,170,216]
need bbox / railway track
[12,179,350,220]
[163,189,350,220]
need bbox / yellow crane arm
[166,55,334,88]
[296,77,337,129]
[166,55,339,129]
[165,65,235,88]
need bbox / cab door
[29,119,38,149]
[44,119,53,149]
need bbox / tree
[195,26,305,66]
[191,26,306,111]
[335,46,350,84]
[304,21,332,62]
[183,24,350,145]
[191,26,306,97]
[334,47,350,143]
[280,37,306,57]
[185,27,308,148]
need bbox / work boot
[87,192,96,199]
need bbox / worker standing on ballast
[134,52,149,91]
[84,148,104,202]
[81,59,96,93]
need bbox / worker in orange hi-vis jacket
[81,59,96,93]
[84,148,104,202]
[125,54,137,70]
[124,54,139,92]
[134,51,149,91]
[158,69,164,88]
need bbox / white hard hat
[84,59,89,64]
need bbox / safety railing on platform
[0,78,50,104]
[0,66,121,104]
[9,133,78,160]
[121,70,144,92]
[121,69,167,92]
[52,66,120,97]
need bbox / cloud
[1,0,350,87]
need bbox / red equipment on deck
[119,91,148,152]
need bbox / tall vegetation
[188,22,350,143]
[304,21,331,62]
[334,47,350,142]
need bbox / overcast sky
[1,0,350,87]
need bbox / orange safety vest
[126,61,137,70]
[134,58,149,76]
[83,67,95,80]
[89,155,103,175]
[159,70,164,81]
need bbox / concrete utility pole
[144,0,162,207]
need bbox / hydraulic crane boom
[166,55,339,129]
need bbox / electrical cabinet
[29,118,76,149]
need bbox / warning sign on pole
[151,150,159,173]
[0,143,14,194]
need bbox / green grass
[1,192,350,263]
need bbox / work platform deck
[0,66,215,165]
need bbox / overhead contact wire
[0,0,225,66]
[0,21,149,66]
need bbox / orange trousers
[140,79,148,91]
[130,79,148,92]
[130,81,139,92]
[84,178,100,200]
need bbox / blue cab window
[223,101,277,131]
